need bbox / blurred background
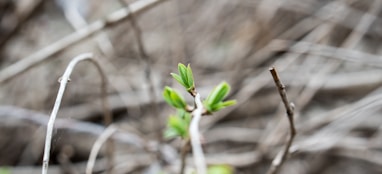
[1,0,382,173]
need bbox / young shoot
[163,63,236,174]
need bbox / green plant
[0,167,10,174]
[203,81,236,113]
[207,165,233,174]
[163,63,236,174]
[190,165,234,174]
[163,110,191,139]
[171,63,195,93]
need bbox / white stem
[190,93,207,174]
[42,53,93,174]
[86,125,118,174]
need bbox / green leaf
[210,103,225,112]
[163,86,174,107]
[167,115,188,138]
[170,90,187,109]
[206,100,236,112]
[186,64,194,89]
[163,127,179,139]
[178,63,189,86]
[171,63,195,90]
[177,109,191,125]
[171,73,186,87]
[203,103,212,113]
[163,87,187,109]
[163,110,192,139]
[213,82,230,104]
[207,165,233,174]
[205,82,230,105]
[204,82,236,112]
[221,100,237,107]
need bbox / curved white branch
[189,93,207,174]
[42,53,94,174]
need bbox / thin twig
[42,53,112,174]
[118,0,150,61]
[266,67,296,174]
[95,57,115,173]
[0,0,168,84]
[119,0,161,140]
[261,0,381,153]
[86,126,118,174]
[0,0,43,48]
[189,93,207,174]
[273,40,382,67]
[59,0,114,56]
[202,11,335,130]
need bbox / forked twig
[189,93,207,174]
[266,67,296,174]
[42,53,112,174]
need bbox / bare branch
[189,93,207,174]
[266,67,296,174]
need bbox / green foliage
[207,165,233,174]
[163,63,236,141]
[0,168,9,174]
[203,82,237,112]
[163,86,187,110]
[171,63,195,91]
[163,110,191,139]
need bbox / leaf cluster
[171,63,195,92]
[203,82,236,113]
[163,110,191,139]
[162,63,236,139]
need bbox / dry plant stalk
[266,67,297,174]
[0,0,168,84]
[86,125,118,174]
[119,0,161,140]
[0,0,43,48]
[42,53,112,174]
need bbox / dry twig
[266,67,296,174]
[0,0,43,48]
[119,0,161,140]
[86,125,118,174]
[0,0,168,84]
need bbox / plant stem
[42,53,112,174]
[189,93,207,174]
[266,67,297,174]
[86,126,117,174]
